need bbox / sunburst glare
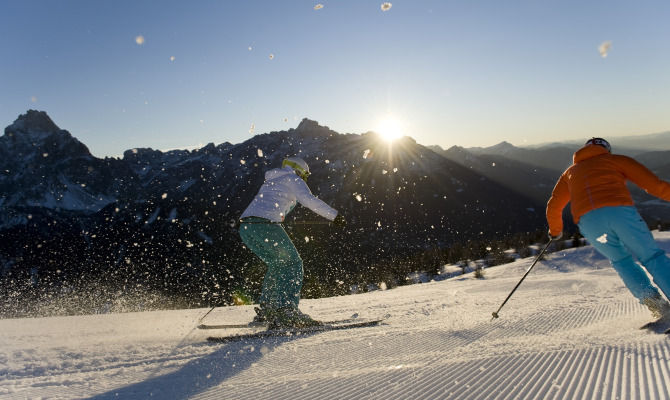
[376,116,403,142]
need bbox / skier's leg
[239,222,272,310]
[264,224,303,309]
[239,221,302,310]
[610,206,670,300]
[579,207,660,302]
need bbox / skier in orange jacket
[547,138,670,323]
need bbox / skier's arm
[616,155,670,201]
[291,177,338,220]
[546,174,570,237]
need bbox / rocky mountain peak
[295,118,332,137]
[4,110,61,136]
[2,110,92,162]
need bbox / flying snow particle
[42,153,48,158]
[283,117,288,122]
[393,168,398,173]
[355,194,363,202]
[170,56,176,62]
[381,2,392,11]
[491,162,496,167]
[325,160,330,164]
[249,123,255,134]
[314,4,324,10]
[486,246,492,251]
[135,35,145,45]
[240,159,246,165]
[304,236,310,243]
[257,149,264,157]
[162,193,168,199]
[31,96,38,103]
[363,149,371,159]
[597,233,608,244]
[382,169,388,175]
[132,148,139,154]
[599,41,612,58]
[269,53,275,60]
[377,221,382,227]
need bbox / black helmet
[585,137,611,153]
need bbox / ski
[198,317,363,330]
[206,319,384,343]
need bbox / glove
[548,229,562,240]
[333,214,346,227]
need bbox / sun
[376,116,404,142]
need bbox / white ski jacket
[240,167,338,222]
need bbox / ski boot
[641,295,670,333]
[250,305,269,327]
[267,307,322,330]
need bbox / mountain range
[2,110,670,316]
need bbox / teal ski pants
[578,206,670,302]
[239,217,303,309]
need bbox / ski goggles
[282,159,310,181]
[585,137,611,153]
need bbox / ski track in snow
[2,234,670,399]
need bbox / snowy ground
[3,234,670,399]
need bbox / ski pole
[491,237,554,321]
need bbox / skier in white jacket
[239,157,346,328]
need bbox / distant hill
[530,131,670,155]
[430,145,559,205]
[431,138,670,225]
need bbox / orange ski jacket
[546,144,670,236]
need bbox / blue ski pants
[578,206,670,302]
[239,217,303,309]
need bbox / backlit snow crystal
[599,41,612,58]
[314,4,324,10]
[135,35,145,45]
[596,233,608,244]
[381,2,392,11]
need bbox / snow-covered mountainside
[0,110,121,215]
[2,234,670,399]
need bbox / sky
[1,0,669,157]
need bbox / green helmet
[282,157,310,181]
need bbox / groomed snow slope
[3,233,670,399]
